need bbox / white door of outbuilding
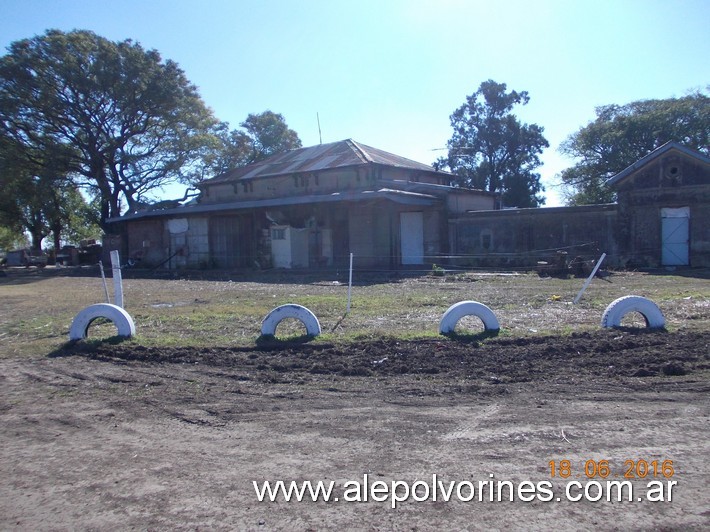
[661,207,690,266]
[400,211,424,265]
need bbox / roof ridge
[346,139,374,164]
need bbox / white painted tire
[439,301,500,334]
[69,303,136,340]
[601,296,665,329]
[261,304,321,337]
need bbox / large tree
[0,226,26,252]
[0,29,219,228]
[559,90,710,205]
[211,111,302,174]
[0,134,98,250]
[436,80,549,207]
[0,166,66,251]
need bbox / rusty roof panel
[306,154,343,171]
[200,139,438,185]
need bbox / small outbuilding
[607,141,710,268]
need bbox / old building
[608,142,710,268]
[449,203,618,269]
[108,139,495,270]
[108,141,708,271]
[450,142,710,269]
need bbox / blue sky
[2,0,708,205]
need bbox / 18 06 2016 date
[549,459,674,479]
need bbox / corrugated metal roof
[201,139,439,185]
[107,189,437,223]
[348,140,434,170]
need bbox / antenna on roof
[317,112,322,145]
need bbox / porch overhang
[106,188,438,224]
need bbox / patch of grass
[1,269,707,357]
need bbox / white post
[346,252,353,314]
[573,253,606,304]
[110,250,124,308]
[98,260,110,303]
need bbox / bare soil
[2,328,709,530]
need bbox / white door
[661,207,689,266]
[400,212,424,265]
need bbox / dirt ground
[1,326,709,530]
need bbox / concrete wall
[347,202,443,269]
[450,205,618,268]
[200,167,374,204]
[124,217,210,269]
[690,200,710,267]
[617,186,710,267]
[448,149,710,270]
[168,217,209,269]
[446,190,496,213]
[270,226,309,268]
[348,203,392,269]
[199,166,480,206]
[126,219,166,267]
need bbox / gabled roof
[201,139,441,185]
[606,141,710,187]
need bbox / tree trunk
[29,229,45,251]
[90,158,114,233]
[27,211,47,251]
[52,222,62,252]
[99,196,111,233]
[109,187,122,224]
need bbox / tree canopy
[559,90,710,205]
[211,111,302,175]
[0,132,99,250]
[436,80,549,208]
[0,29,220,229]
[0,226,26,252]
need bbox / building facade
[108,141,709,271]
[108,139,495,270]
[450,142,710,269]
